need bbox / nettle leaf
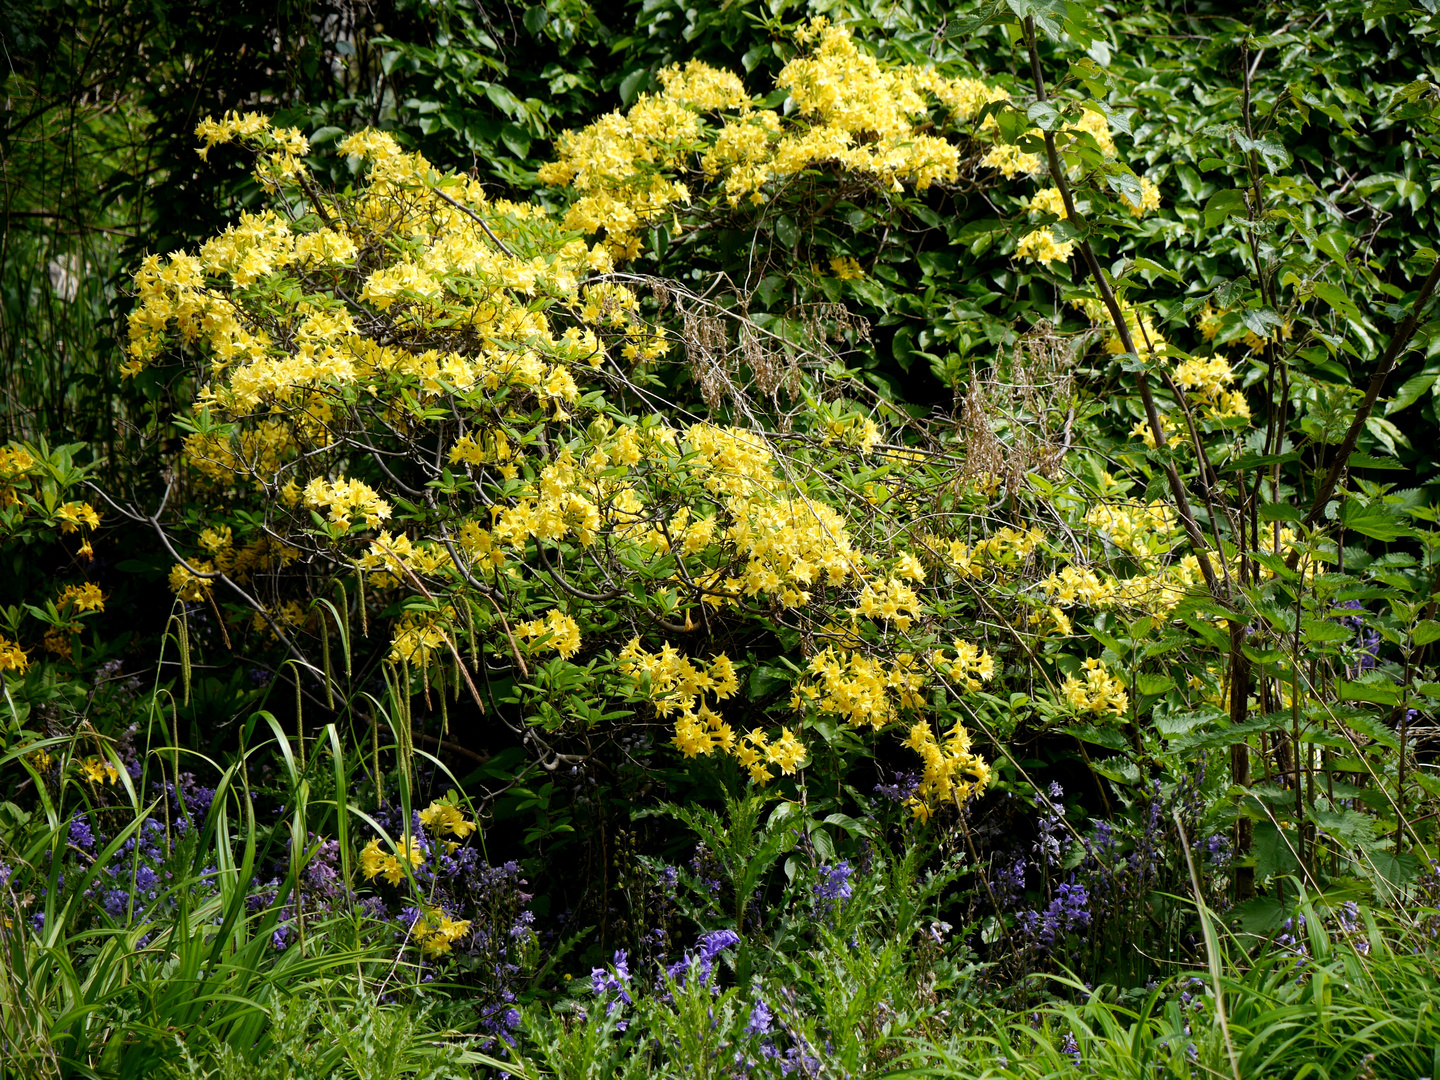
[1026,101,1062,131]
[1340,500,1414,541]
[1309,807,1377,850]
[1253,821,1301,883]
[1104,166,1144,209]
[1301,617,1356,644]
[1413,619,1440,646]
[1232,131,1292,172]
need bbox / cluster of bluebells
[812,861,853,916]
[872,770,921,805]
[588,932,823,1078]
[993,776,1233,979]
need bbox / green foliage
[14,0,1440,1075]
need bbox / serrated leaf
[1413,619,1440,646]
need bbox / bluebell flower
[69,816,95,849]
[813,862,853,909]
[746,998,773,1036]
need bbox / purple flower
[102,889,129,918]
[69,816,95,850]
[813,862,853,908]
[873,771,921,803]
[0,864,10,889]
[698,929,740,959]
[746,998,773,1036]
[591,949,633,1012]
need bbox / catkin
[178,611,192,707]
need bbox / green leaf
[1005,0,1068,39]
[1413,619,1440,646]
[1387,370,1438,414]
[1253,821,1301,883]
[1061,724,1129,750]
[1367,851,1420,888]
[1340,500,1414,541]
[1202,188,1246,229]
[1313,281,1363,322]
[1337,679,1400,707]
[1260,503,1302,522]
[1230,894,1290,934]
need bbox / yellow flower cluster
[657,60,752,111]
[902,720,991,820]
[360,836,426,886]
[1171,355,1250,421]
[673,424,862,609]
[615,637,789,772]
[1073,295,1169,362]
[1060,657,1130,718]
[929,639,996,692]
[418,799,478,840]
[0,635,28,674]
[303,477,392,532]
[0,445,37,510]
[1128,414,1179,450]
[982,107,1118,182]
[847,576,923,630]
[406,906,474,958]
[1043,557,1206,616]
[389,609,454,667]
[491,448,604,549]
[57,583,105,613]
[933,526,1045,579]
[168,560,215,602]
[80,756,119,784]
[1016,227,1075,265]
[54,502,101,533]
[360,531,451,590]
[981,143,1042,179]
[733,726,808,784]
[449,429,518,476]
[796,646,926,729]
[1083,500,1178,559]
[1024,187,1068,218]
[540,21,998,245]
[515,610,583,660]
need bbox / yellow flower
[54,501,101,533]
[57,583,105,613]
[0,635,29,674]
[360,838,387,881]
[419,800,477,839]
[1015,227,1074,265]
[80,756,119,785]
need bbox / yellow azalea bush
[130,22,1266,824]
